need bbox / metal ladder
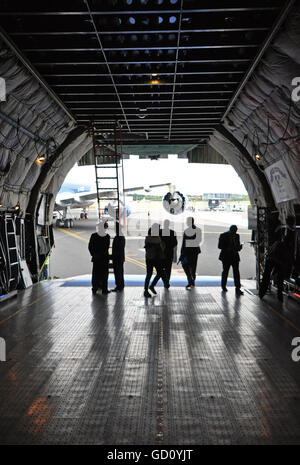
[4,215,19,291]
[91,123,125,225]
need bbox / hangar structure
[0,0,298,282]
[0,0,300,446]
[0,0,299,289]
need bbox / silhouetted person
[112,222,125,292]
[259,216,296,302]
[88,222,110,295]
[218,224,243,295]
[180,217,202,289]
[161,219,177,288]
[144,223,167,297]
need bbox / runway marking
[126,256,146,269]
[57,228,89,243]
[58,228,146,270]
[57,228,250,241]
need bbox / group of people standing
[259,215,296,302]
[88,216,204,296]
[87,212,296,300]
[88,221,125,294]
[88,217,246,297]
[143,217,202,297]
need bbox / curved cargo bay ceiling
[0,37,92,215]
[211,2,300,217]
[0,0,299,218]
[0,38,82,214]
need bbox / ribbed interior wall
[0,38,92,217]
[210,4,300,219]
[2,4,300,221]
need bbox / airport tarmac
[49,208,256,281]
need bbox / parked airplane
[54,182,171,227]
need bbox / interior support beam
[0,26,76,124]
[26,126,87,217]
[0,8,280,16]
[0,110,48,146]
[222,0,295,120]
[216,125,275,209]
[10,28,269,36]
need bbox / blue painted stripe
[60,275,235,287]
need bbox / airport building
[202,193,245,200]
[0,0,300,446]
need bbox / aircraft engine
[162,190,187,215]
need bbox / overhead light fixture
[14,204,20,211]
[151,73,158,77]
[254,153,261,162]
[35,155,46,166]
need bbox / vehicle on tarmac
[231,204,243,212]
[208,199,220,211]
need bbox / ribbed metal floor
[0,280,300,445]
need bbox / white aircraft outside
[54,181,171,227]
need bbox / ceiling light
[255,153,261,162]
[14,204,20,211]
[169,16,177,24]
[129,16,135,25]
[35,155,46,166]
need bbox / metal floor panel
[0,281,300,445]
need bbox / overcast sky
[63,157,248,196]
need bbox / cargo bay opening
[1,1,300,447]
[49,150,257,283]
[0,0,299,300]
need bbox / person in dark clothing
[259,216,296,302]
[88,222,110,295]
[144,223,167,297]
[161,219,177,288]
[218,224,243,295]
[112,222,126,292]
[180,217,202,289]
